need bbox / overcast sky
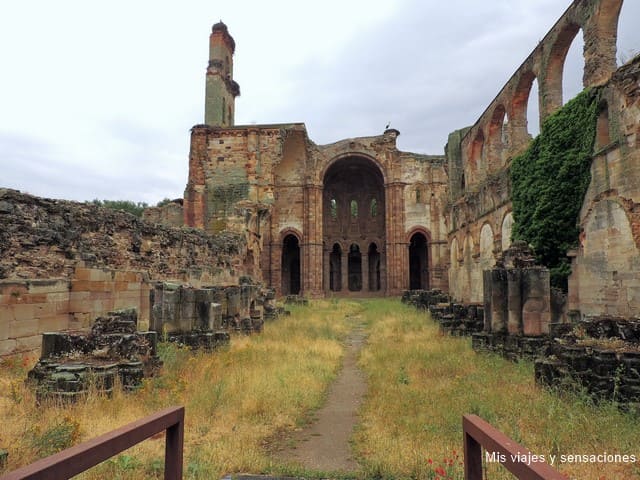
[1,1,638,205]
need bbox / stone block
[10,303,38,322]
[27,279,68,295]
[10,318,40,338]
[73,267,94,281]
[113,270,139,282]
[0,317,10,340]
[16,334,42,352]
[39,314,71,333]
[69,299,93,314]
[0,339,17,356]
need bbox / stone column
[341,251,349,293]
[303,184,324,297]
[482,270,492,332]
[323,248,331,294]
[489,268,508,333]
[507,269,523,334]
[361,249,369,293]
[522,267,551,335]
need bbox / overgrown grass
[0,300,358,479]
[354,299,640,480]
[2,299,639,479]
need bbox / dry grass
[353,299,640,480]
[0,300,358,479]
[2,298,639,480]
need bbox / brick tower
[204,21,240,127]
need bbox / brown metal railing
[463,414,565,480]
[0,405,184,480]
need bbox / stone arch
[281,231,301,295]
[323,155,385,295]
[616,0,638,66]
[543,22,583,117]
[501,212,514,251]
[487,105,507,171]
[407,228,431,290]
[329,243,343,292]
[462,234,476,303]
[511,71,538,144]
[469,129,485,182]
[367,242,382,292]
[347,243,363,292]
[320,152,388,185]
[479,223,495,271]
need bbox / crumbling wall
[142,199,184,227]
[569,56,640,318]
[0,189,247,356]
[445,0,635,310]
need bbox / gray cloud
[1,0,639,203]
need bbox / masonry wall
[568,57,640,317]
[445,0,629,306]
[0,189,247,356]
[184,123,450,298]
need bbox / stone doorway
[323,156,386,295]
[368,243,381,292]
[329,243,342,292]
[409,232,429,290]
[282,234,301,295]
[348,244,362,292]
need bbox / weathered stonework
[184,27,450,297]
[27,308,161,401]
[444,0,640,325]
[0,189,249,356]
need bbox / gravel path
[276,323,367,472]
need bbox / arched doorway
[348,244,362,291]
[368,243,381,292]
[329,243,342,292]
[323,156,385,295]
[409,232,429,290]
[282,234,300,295]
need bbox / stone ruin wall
[446,0,640,320]
[568,57,640,318]
[141,199,184,228]
[0,188,248,356]
[183,122,451,297]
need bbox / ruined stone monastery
[163,0,639,313]
[1,0,639,356]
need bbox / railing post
[463,425,482,480]
[164,408,184,480]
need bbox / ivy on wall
[511,88,600,290]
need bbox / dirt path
[276,322,367,472]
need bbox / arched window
[415,188,421,204]
[350,200,358,218]
[370,198,378,217]
[330,198,338,218]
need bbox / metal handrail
[463,414,565,480]
[1,406,184,480]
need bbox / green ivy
[511,88,599,290]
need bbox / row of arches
[462,0,633,188]
[329,242,381,293]
[280,231,431,295]
[450,212,513,275]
